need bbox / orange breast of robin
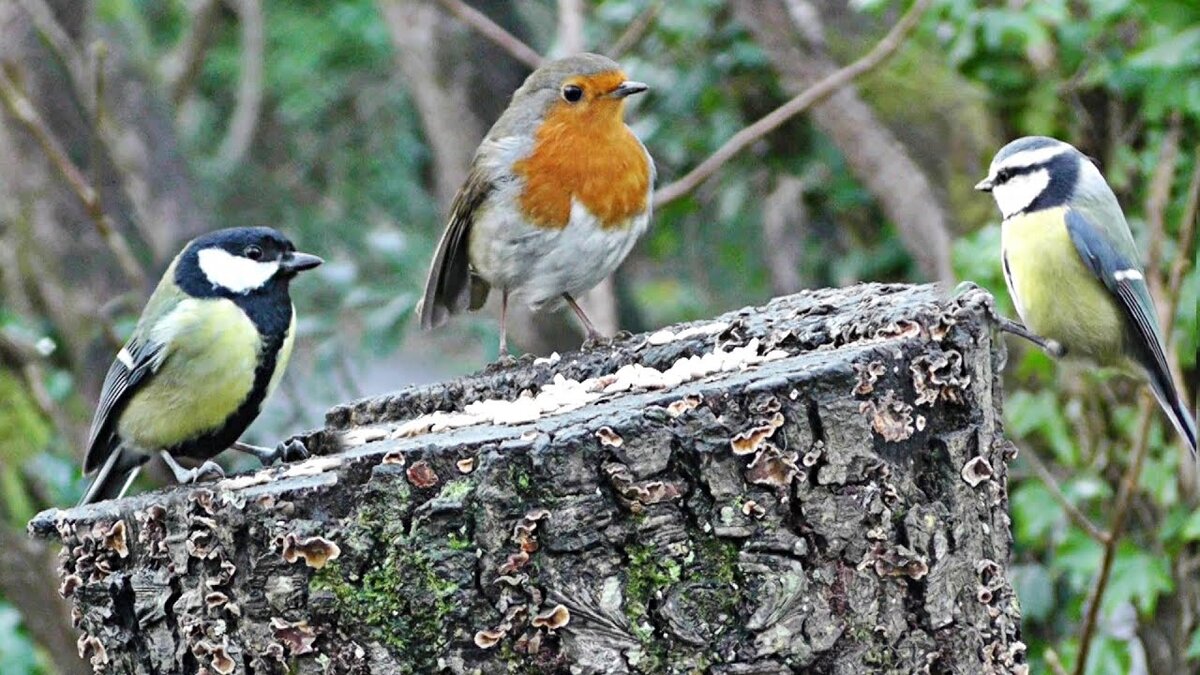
[513,75,651,231]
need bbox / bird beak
[281,251,323,273]
[974,177,994,192]
[608,81,649,99]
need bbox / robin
[418,53,654,354]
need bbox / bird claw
[275,438,310,463]
[160,452,225,484]
[231,439,310,465]
[191,460,226,483]
[581,330,608,351]
[176,460,224,484]
[1043,340,1067,359]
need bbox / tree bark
[30,283,1027,674]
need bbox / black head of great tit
[78,227,322,505]
[976,135,1196,457]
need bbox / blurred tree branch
[1074,395,1155,675]
[1021,443,1110,544]
[378,0,489,206]
[215,0,264,170]
[0,65,147,287]
[1073,122,1194,675]
[12,0,204,262]
[1143,112,1182,312]
[760,174,809,295]
[554,0,585,56]
[653,0,927,203]
[729,0,952,283]
[609,1,662,59]
[0,527,87,675]
[161,0,221,105]
[14,0,87,99]
[433,0,542,69]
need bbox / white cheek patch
[993,169,1050,219]
[196,247,279,293]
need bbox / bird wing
[81,276,185,474]
[1065,208,1195,453]
[418,164,496,329]
[1065,208,1170,378]
[82,337,167,473]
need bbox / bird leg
[159,451,225,484]
[498,289,509,355]
[994,316,1067,358]
[562,292,603,343]
[231,439,310,465]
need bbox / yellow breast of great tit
[117,297,263,449]
[266,308,297,401]
[1002,206,1125,363]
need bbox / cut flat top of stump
[30,282,995,537]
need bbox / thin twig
[15,0,88,104]
[1166,146,1199,307]
[0,65,146,287]
[609,1,662,58]
[89,41,109,233]
[1022,447,1110,544]
[216,0,265,169]
[16,1,167,262]
[1045,647,1070,675]
[1143,111,1182,309]
[435,0,543,69]
[1072,397,1154,675]
[162,0,221,104]
[1073,140,1195,672]
[653,0,931,206]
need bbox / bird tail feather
[1146,367,1198,459]
[78,447,147,506]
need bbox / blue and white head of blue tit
[78,227,322,505]
[976,135,1196,456]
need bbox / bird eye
[243,245,264,260]
[561,85,583,103]
[995,168,1013,183]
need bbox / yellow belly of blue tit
[118,299,261,449]
[1001,207,1125,364]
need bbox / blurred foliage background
[0,0,1195,673]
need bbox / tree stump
[29,283,1027,674]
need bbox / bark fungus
[30,283,1026,674]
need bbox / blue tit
[78,227,323,505]
[976,136,1196,457]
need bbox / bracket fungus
[279,533,341,569]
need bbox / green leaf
[1105,541,1173,615]
[1054,529,1104,590]
[1128,26,1200,69]
[1012,481,1064,546]
[1180,507,1200,541]
[1010,563,1056,622]
[1006,390,1079,465]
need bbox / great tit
[976,136,1197,457]
[78,227,323,505]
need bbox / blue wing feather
[1065,209,1197,455]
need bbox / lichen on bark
[30,283,1026,674]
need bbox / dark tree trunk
[30,283,1026,674]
